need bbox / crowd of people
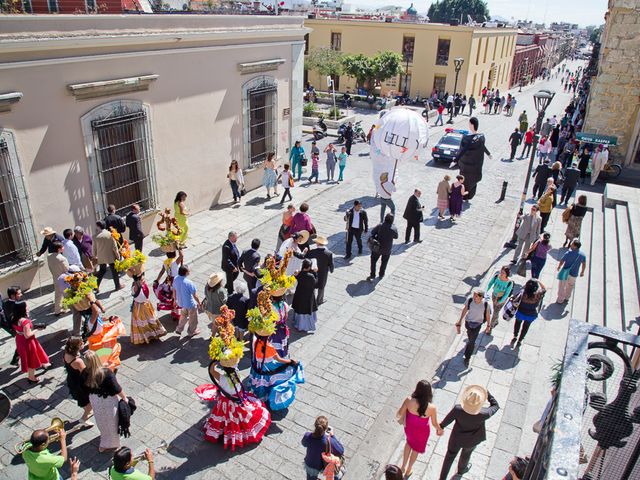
[4,61,599,480]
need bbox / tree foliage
[305,47,343,77]
[427,0,490,24]
[589,25,604,44]
[341,51,405,93]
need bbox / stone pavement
[0,63,584,479]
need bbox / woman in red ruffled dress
[12,301,50,383]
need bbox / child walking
[436,175,451,220]
[278,164,293,204]
[308,141,320,183]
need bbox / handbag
[367,235,381,255]
[502,291,523,321]
[562,204,573,223]
[288,176,295,188]
[516,257,527,277]
[240,187,246,197]
[324,436,346,477]
[301,157,308,167]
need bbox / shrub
[303,102,317,116]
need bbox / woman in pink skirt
[395,380,443,478]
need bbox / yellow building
[305,18,517,98]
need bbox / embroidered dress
[244,337,304,411]
[269,299,290,358]
[131,283,166,344]
[154,258,180,320]
[194,363,271,451]
[87,316,126,371]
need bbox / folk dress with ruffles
[131,282,166,344]
[194,362,271,451]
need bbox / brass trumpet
[15,417,64,454]
[131,440,168,466]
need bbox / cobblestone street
[0,66,584,479]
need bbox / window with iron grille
[436,39,451,66]
[85,0,96,11]
[330,32,342,51]
[244,77,277,166]
[89,106,156,217]
[0,133,36,270]
[22,0,32,12]
[48,0,58,12]
[402,36,415,63]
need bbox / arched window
[81,100,157,218]
[0,130,36,269]
[242,76,278,167]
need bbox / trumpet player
[22,427,67,480]
[109,447,155,480]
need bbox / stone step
[616,204,640,334]
[586,193,604,326]
[604,206,623,331]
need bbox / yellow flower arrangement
[208,305,245,363]
[114,249,147,273]
[259,251,296,291]
[247,288,278,336]
[62,272,98,309]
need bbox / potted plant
[208,305,246,367]
[62,272,99,311]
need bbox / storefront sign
[576,132,618,146]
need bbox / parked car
[431,128,467,164]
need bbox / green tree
[427,0,490,24]
[341,53,375,91]
[305,47,343,78]
[372,51,405,88]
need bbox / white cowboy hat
[295,230,310,245]
[40,227,56,236]
[208,272,225,288]
[461,385,488,415]
[314,235,328,246]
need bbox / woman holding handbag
[227,160,245,204]
[485,266,514,328]
[562,195,588,248]
[526,233,552,279]
[509,279,546,350]
[302,416,345,480]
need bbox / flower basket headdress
[152,208,183,248]
[259,250,296,296]
[208,305,245,367]
[62,271,98,310]
[247,288,278,337]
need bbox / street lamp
[504,89,556,249]
[404,55,410,97]
[446,57,464,124]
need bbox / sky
[347,0,608,27]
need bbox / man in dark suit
[531,161,551,199]
[125,204,145,252]
[560,163,580,205]
[239,238,261,290]
[344,199,368,259]
[439,385,500,480]
[367,213,398,281]
[221,231,240,295]
[104,204,126,236]
[402,189,424,244]
[304,236,334,305]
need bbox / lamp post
[404,55,410,97]
[504,89,556,249]
[446,57,464,124]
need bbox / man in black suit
[368,213,398,281]
[402,189,424,244]
[239,238,261,290]
[125,204,145,252]
[221,231,240,295]
[560,163,580,205]
[104,204,126,235]
[1,286,23,366]
[531,161,551,199]
[304,236,334,305]
[439,385,500,480]
[344,200,368,259]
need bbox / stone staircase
[570,184,640,334]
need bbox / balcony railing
[525,319,640,480]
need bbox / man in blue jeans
[289,140,305,180]
[378,172,396,222]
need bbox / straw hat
[461,385,488,415]
[295,230,310,245]
[314,235,328,246]
[208,272,224,288]
[40,227,56,236]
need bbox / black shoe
[463,357,470,367]
[358,250,363,255]
[415,239,422,243]
[510,337,517,348]
[457,463,472,475]
[344,254,351,260]
[404,240,410,244]
[516,341,522,350]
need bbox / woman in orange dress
[85,302,126,371]
[12,302,50,383]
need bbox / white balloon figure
[369,108,429,198]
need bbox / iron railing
[525,319,640,480]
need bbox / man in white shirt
[344,200,369,259]
[62,228,83,270]
[379,172,397,223]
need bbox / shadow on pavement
[345,279,376,297]
[539,301,570,322]
[432,351,469,389]
[484,344,520,370]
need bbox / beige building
[0,14,307,291]
[583,0,640,166]
[305,18,517,98]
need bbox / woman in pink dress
[12,302,50,383]
[395,380,443,478]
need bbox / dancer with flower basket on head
[259,251,296,357]
[62,272,126,371]
[244,288,304,411]
[152,208,185,321]
[194,305,271,450]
